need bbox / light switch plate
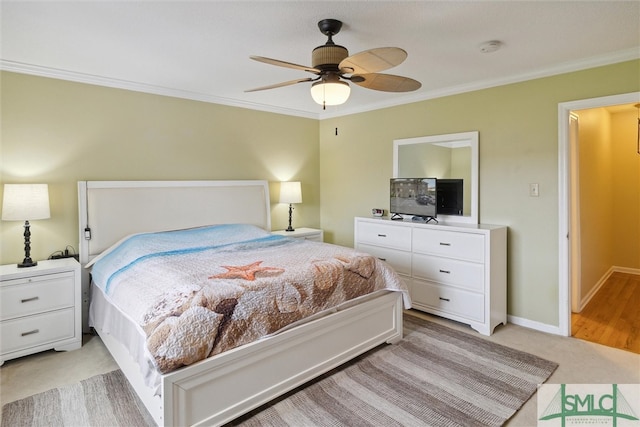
[529,183,539,197]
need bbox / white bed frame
[78,180,404,427]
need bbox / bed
[78,180,408,427]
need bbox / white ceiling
[2,1,639,119]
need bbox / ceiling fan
[246,19,422,109]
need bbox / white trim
[569,113,581,313]
[557,92,640,336]
[0,60,319,120]
[507,314,562,336]
[3,47,637,120]
[322,48,639,119]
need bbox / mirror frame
[393,131,479,224]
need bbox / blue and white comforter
[88,224,409,374]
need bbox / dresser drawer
[413,228,484,262]
[0,272,75,321]
[356,221,411,251]
[411,280,484,322]
[0,308,75,354]
[357,243,411,276]
[412,253,484,292]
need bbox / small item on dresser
[371,208,384,217]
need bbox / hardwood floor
[572,272,640,354]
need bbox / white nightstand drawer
[356,221,411,251]
[272,228,323,242]
[0,272,75,321]
[411,280,484,322]
[0,308,75,354]
[412,253,484,292]
[413,228,484,262]
[357,243,411,276]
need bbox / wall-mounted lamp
[1,184,51,267]
[279,181,302,232]
[310,74,350,110]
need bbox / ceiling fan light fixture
[310,77,350,108]
[312,44,349,69]
[247,18,421,108]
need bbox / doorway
[558,92,640,338]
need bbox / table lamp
[2,184,51,267]
[279,181,302,232]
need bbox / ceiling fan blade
[250,56,321,74]
[339,47,407,74]
[351,73,422,92]
[245,77,315,92]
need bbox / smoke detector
[479,40,502,53]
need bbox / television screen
[390,178,437,219]
[437,179,463,215]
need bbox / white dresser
[0,258,82,364]
[354,217,506,335]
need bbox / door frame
[557,91,640,336]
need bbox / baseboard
[577,266,639,312]
[507,314,562,335]
[612,266,640,276]
[472,266,639,337]
[578,267,614,312]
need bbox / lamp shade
[279,181,302,204]
[2,184,51,221]
[310,76,350,106]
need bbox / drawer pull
[21,329,40,337]
[21,296,40,303]
[377,234,387,237]
[439,297,451,302]
[439,269,451,274]
[439,242,451,246]
[378,258,387,261]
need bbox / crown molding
[0,60,320,120]
[318,47,640,119]
[2,46,638,120]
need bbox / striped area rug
[232,315,558,426]
[2,315,558,427]
[1,369,155,427]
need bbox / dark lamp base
[18,259,38,268]
[285,203,295,232]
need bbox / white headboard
[77,180,271,330]
[78,180,271,263]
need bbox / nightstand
[0,258,82,365]
[272,227,324,242]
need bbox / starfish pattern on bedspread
[209,261,285,281]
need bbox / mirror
[393,131,478,224]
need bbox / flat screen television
[390,178,437,221]
[437,179,464,216]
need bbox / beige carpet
[2,315,558,427]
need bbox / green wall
[319,60,639,327]
[0,72,320,264]
[1,60,638,328]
